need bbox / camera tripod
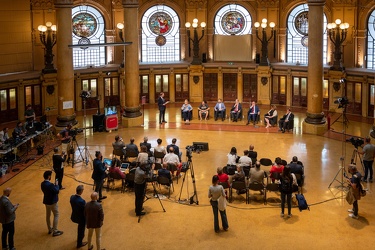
[178,155,199,205]
[138,178,166,223]
[350,148,365,173]
[69,135,92,167]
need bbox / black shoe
[215,118,217,121]
[282,130,285,133]
[52,230,63,237]
[77,242,88,248]
[100,196,107,200]
[97,199,102,203]
[137,211,146,216]
[163,121,167,123]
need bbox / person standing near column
[92,152,107,202]
[52,147,67,190]
[70,185,87,249]
[85,192,104,250]
[357,136,375,182]
[158,92,169,125]
[41,170,63,237]
[0,187,19,250]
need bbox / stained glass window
[141,5,180,63]
[72,6,105,68]
[286,4,328,65]
[214,4,252,35]
[367,10,375,69]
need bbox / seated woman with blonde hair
[264,105,278,128]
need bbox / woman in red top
[269,157,284,183]
[216,166,229,187]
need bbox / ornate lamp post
[327,19,349,71]
[185,19,206,65]
[38,22,57,73]
[117,23,125,67]
[253,19,276,66]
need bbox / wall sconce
[185,19,206,65]
[38,22,57,73]
[327,19,349,71]
[253,19,276,66]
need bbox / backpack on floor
[296,193,310,211]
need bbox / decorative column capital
[307,0,326,6]
[122,0,139,8]
[54,0,73,8]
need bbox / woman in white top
[227,147,237,166]
[264,105,278,128]
[208,175,229,233]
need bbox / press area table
[0,125,53,171]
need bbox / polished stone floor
[1,104,374,250]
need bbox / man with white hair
[0,187,19,250]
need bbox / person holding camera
[52,147,67,190]
[357,136,375,182]
[92,151,107,202]
[134,163,148,216]
[58,123,73,164]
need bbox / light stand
[185,19,206,65]
[38,22,57,73]
[79,90,93,168]
[253,19,276,66]
[178,149,199,205]
[327,19,349,71]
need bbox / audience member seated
[13,122,26,138]
[163,147,181,176]
[238,150,252,167]
[140,136,152,157]
[289,156,304,186]
[158,164,172,186]
[248,145,257,164]
[181,99,193,124]
[278,108,294,133]
[264,105,278,128]
[217,166,229,187]
[198,100,210,120]
[270,157,285,183]
[232,166,246,194]
[246,101,260,125]
[249,161,266,185]
[109,158,125,179]
[227,147,238,166]
[214,98,226,121]
[230,99,242,122]
[112,135,126,158]
[126,137,139,154]
[0,127,9,143]
[137,146,149,165]
[167,138,182,161]
[153,138,166,163]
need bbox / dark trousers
[281,192,292,215]
[210,200,228,232]
[231,111,240,121]
[247,112,258,124]
[94,179,104,199]
[353,200,359,216]
[2,221,14,249]
[363,160,373,180]
[55,169,64,189]
[76,221,86,247]
[279,119,289,131]
[159,109,166,123]
[215,110,225,120]
[182,111,192,121]
[134,182,146,215]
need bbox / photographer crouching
[134,163,151,216]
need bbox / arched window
[141,5,180,63]
[72,5,105,67]
[367,10,375,69]
[214,4,252,35]
[286,4,328,65]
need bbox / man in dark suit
[278,108,294,133]
[167,138,182,161]
[41,170,63,237]
[158,92,169,124]
[126,137,139,154]
[140,136,152,157]
[248,145,257,165]
[158,164,172,186]
[0,187,19,250]
[230,99,242,122]
[52,147,67,189]
[92,151,107,202]
[246,101,261,125]
[85,192,104,250]
[289,156,304,186]
[70,185,87,249]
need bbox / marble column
[54,0,76,127]
[303,0,326,133]
[122,0,141,123]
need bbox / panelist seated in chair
[264,105,278,128]
[246,101,260,125]
[214,98,226,121]
[198,100,210,120]
[230,99,242,122]
[109,158,125,179]
[158,164,172,186]
[278,108,294,133]
[13,122,26,138]
[181,99,193,124]
[125,137,139,154]
[112,135,126,158]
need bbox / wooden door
[82,79,98,109]
[25,85,42,117]
[155,74,169,101]
[369,84,374,117]
[140,75,149,103]
[0,88,17,123]
[323,79,329,111]
[104,77,120,106]
[203,73,218,101]
[243,74,257,102]
[223,73,237,101]
[345,82,362,115]
[175,74,189,102]
[272,76,286,105]
[292,77,307,107]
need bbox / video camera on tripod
[346,136,364,149]
[186,145,194,158]
[69,128,83,137]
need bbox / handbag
[346,186,355,205]
[218,195,227,211]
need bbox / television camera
[334,96,349,109]
[69,128,83,137]
[186,145,194,158]
[346,136,364,149]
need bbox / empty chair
[265,182,280,204]
[113,149,124,160]
[229,181,249,204]
[260,158,273,167]
[157,176,174,198]
[219,182,230,190]
[248,181,266,204]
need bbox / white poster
[63,101,73,110]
